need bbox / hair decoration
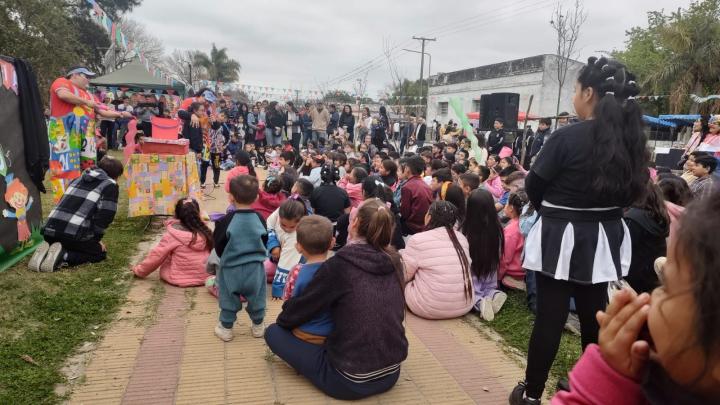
[605,91,615,96]
[605,76,615,81]
[627,96,636,100]
[628,80,636,85]
[377,205,386,211]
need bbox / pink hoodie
[552,344,647,405]
[499,218,525,282]
[486,176,504,198]
[338,177,364,208]
[133,220,211,287]
[251,189,286,220]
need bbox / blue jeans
[269,128,283,147]
[312,130,327,146]
[265,324,400,400]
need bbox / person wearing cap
[48,66,132,191]
[179,88,217,128]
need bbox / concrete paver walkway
[68,177,525,405]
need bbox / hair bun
[587,56,598,66]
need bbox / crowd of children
[28,56,720,403]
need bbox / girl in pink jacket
[338,167,367,208]
[499,191,527,289]
[401,200,474,320]
[133,198,213,287]
[546,195,720,405]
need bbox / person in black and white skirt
[509,57,649,404]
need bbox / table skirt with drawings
[126,153,202,217]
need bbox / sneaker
[556,378,570,392]
[491,291,508,314]
[251,322,266,338]
[214,322,234,342]
[28,241,50,272]
[502,275,527,291]
[479,298,494,322]
[40,243,64,273]
[509,381,541,405]
[564,313,581,336]
[213,183,220,189]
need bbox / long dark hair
[174,198,213,251]
[234,150,257,177]
[341,104,353,117]
[634,181,670,228]
[442,184,466,224]
[426,201,472,301]
[462,189,503,280]
[577,57,649,206]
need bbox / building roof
[429,54,578,87]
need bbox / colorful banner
[0,70,43,272]
[126,153,201,217]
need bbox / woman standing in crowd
[372,106,389,150]
[246,104,260,146]
[510,57,649,404]
[265,199,408,400]
[267,101,285,146]
[285,102,302,150]
[339,104,355,143]
[401,200,473,320]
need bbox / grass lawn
[468,289,582,390]
[0,153,150,405]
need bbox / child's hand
[270,247,281,261]
[597,289,651,381]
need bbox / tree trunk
[688,79,703,115]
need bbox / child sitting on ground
[338,166,367,208]
[280,215,335,344]
[552,193,720,404]
[132,198,212,287]
[250,170,286,220]
[267,198,308,297]
[224,150,257,194]
[31,157,123,272]
[499,191,527,290]
[213,175,268,341]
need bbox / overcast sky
[129,0,689,98]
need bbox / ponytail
[355,199,403,287]
[174,198,214,251]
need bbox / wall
[426,54,584,127]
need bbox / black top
[623,208,668,293]
[277,243,408,374]
[528,120,629,209]
[310,184,350,222]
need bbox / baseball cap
[202,90,217,104]
[66,66,97,78]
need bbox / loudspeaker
[480,92,520,130]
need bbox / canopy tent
[465,111,540,121]
[643,115,677,128]
[90,58,185,95]
[657,114,701,125]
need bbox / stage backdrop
[0,62,43,272]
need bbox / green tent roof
[91,58,185,95]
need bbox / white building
[426,54,584,127]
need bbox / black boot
[509,381,541,405]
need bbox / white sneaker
[251,322,266,338]
[214,322,234,342]
[479,298,494,322]
[492,291,508,314]
[40,243,65,273]
[28,241,50,272]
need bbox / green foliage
[323,90,356,104]
[194,44,241,84]
[387,78,426,105]
[613,0,720,113]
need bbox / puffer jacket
[400,227,474,319]
[133,219,211,287]
[337,177,363,208]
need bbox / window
[472,100,482,112]
[439,102,448,115]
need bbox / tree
[550,0,586,123]
[615,0,720,113]
[193,44,241,87]
[323,90,356,104]
[105,17,164,70]
[164,49,208,88]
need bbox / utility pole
[294,89,300,103]
[412,36,436,115]
[188,62,193,91]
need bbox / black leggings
[200,153,222,186]
[44,235,107,267]
[524,273,607,398]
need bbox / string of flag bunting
[85,0,181,87]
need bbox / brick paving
[68,174,526,405]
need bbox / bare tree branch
[104,17,164,70]
[550,0,587,122]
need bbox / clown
[3,175,33,244]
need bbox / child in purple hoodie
[550,194,720,404]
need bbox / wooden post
[520,94,534,167]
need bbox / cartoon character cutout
[3,174,34,244]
